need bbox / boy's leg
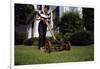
[42,25,47,47]
[38,21,46,49]
[38,26,44,49]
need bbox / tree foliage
[15,4,36,25]
[60,12,83,34]
[82,8,94,31]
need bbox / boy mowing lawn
[36,5,51,51]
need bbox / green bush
[23,36,61,46]
[60,12,83,34]
[54,33,62,41]
[70,31,94,45]
[63,33,72,41]
[23,38,38,46]
[47,33,71,44]
[15,32,27,45]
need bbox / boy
[36,5,51,50]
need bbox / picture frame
[10,0,95,69]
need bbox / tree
[60,12,83,34]
[15,3,36,25]
[15,4,37,38]
[15,4,37,45]
[82,8,94,31]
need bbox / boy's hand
[40,17,44,20]
[43,18,50,22]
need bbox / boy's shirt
[36,10,51,23]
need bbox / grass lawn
[15,45,94,65]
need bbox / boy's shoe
[40,47,45,52]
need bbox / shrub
[15,32,27,45]
[54,33,62,41]
[60,12,83,34]
[47,33,71,45]
[70,31,94,45]
[23,38,38,46]
[63,33,72,41]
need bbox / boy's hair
[44,5,49,10]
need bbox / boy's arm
[35,11,43,20]
[45,16,51,23]
[48,16,51,23]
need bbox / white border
[10,0,98,69]
[12,0,95,8]
[0,0,10,69]
[11,1,14,69]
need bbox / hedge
[15,32,27,45]
[70,31,94,45]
